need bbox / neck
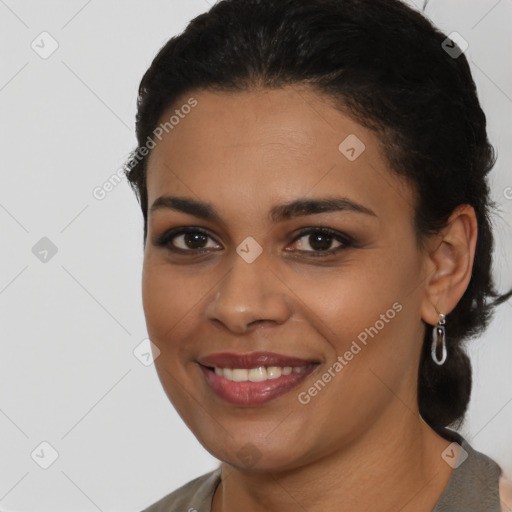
[212,408,454,512]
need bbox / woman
[124,0,512,510]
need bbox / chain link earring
[431,310,447,365]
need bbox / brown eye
[295,232,341,252]
[289,227,354,257]
[175,232,209,250]
[154,228,222,253]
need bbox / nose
[205,252,293,334]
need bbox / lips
[197,351,320,406]
[198,351,317,369]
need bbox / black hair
[124,0,512,431]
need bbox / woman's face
[142,86,432,471]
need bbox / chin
[197,431,310,473]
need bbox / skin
[500,477,512,512]
[142,85,478,512]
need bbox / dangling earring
[431,312,447,365]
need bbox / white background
[0,1,511,510]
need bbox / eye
[153,226,354,257]
[154,228,221,253]
[288,227,353,257]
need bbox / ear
[420,204,478,326]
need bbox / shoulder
[141,467,222,512]
[432,428,504,511]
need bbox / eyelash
[153,226,355,258]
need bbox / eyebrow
[149,195,377,222]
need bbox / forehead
[145,86,413,224]
[148,86,361,167]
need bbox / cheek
[141,262,201,349]
[298,262,397,336]
[298,257,415,376]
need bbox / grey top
[141,428,503,512]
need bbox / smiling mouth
[197,352,320,405]
[208,365,308,382]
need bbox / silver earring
[431,312,447,365]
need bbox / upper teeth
[214,366,305,382]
